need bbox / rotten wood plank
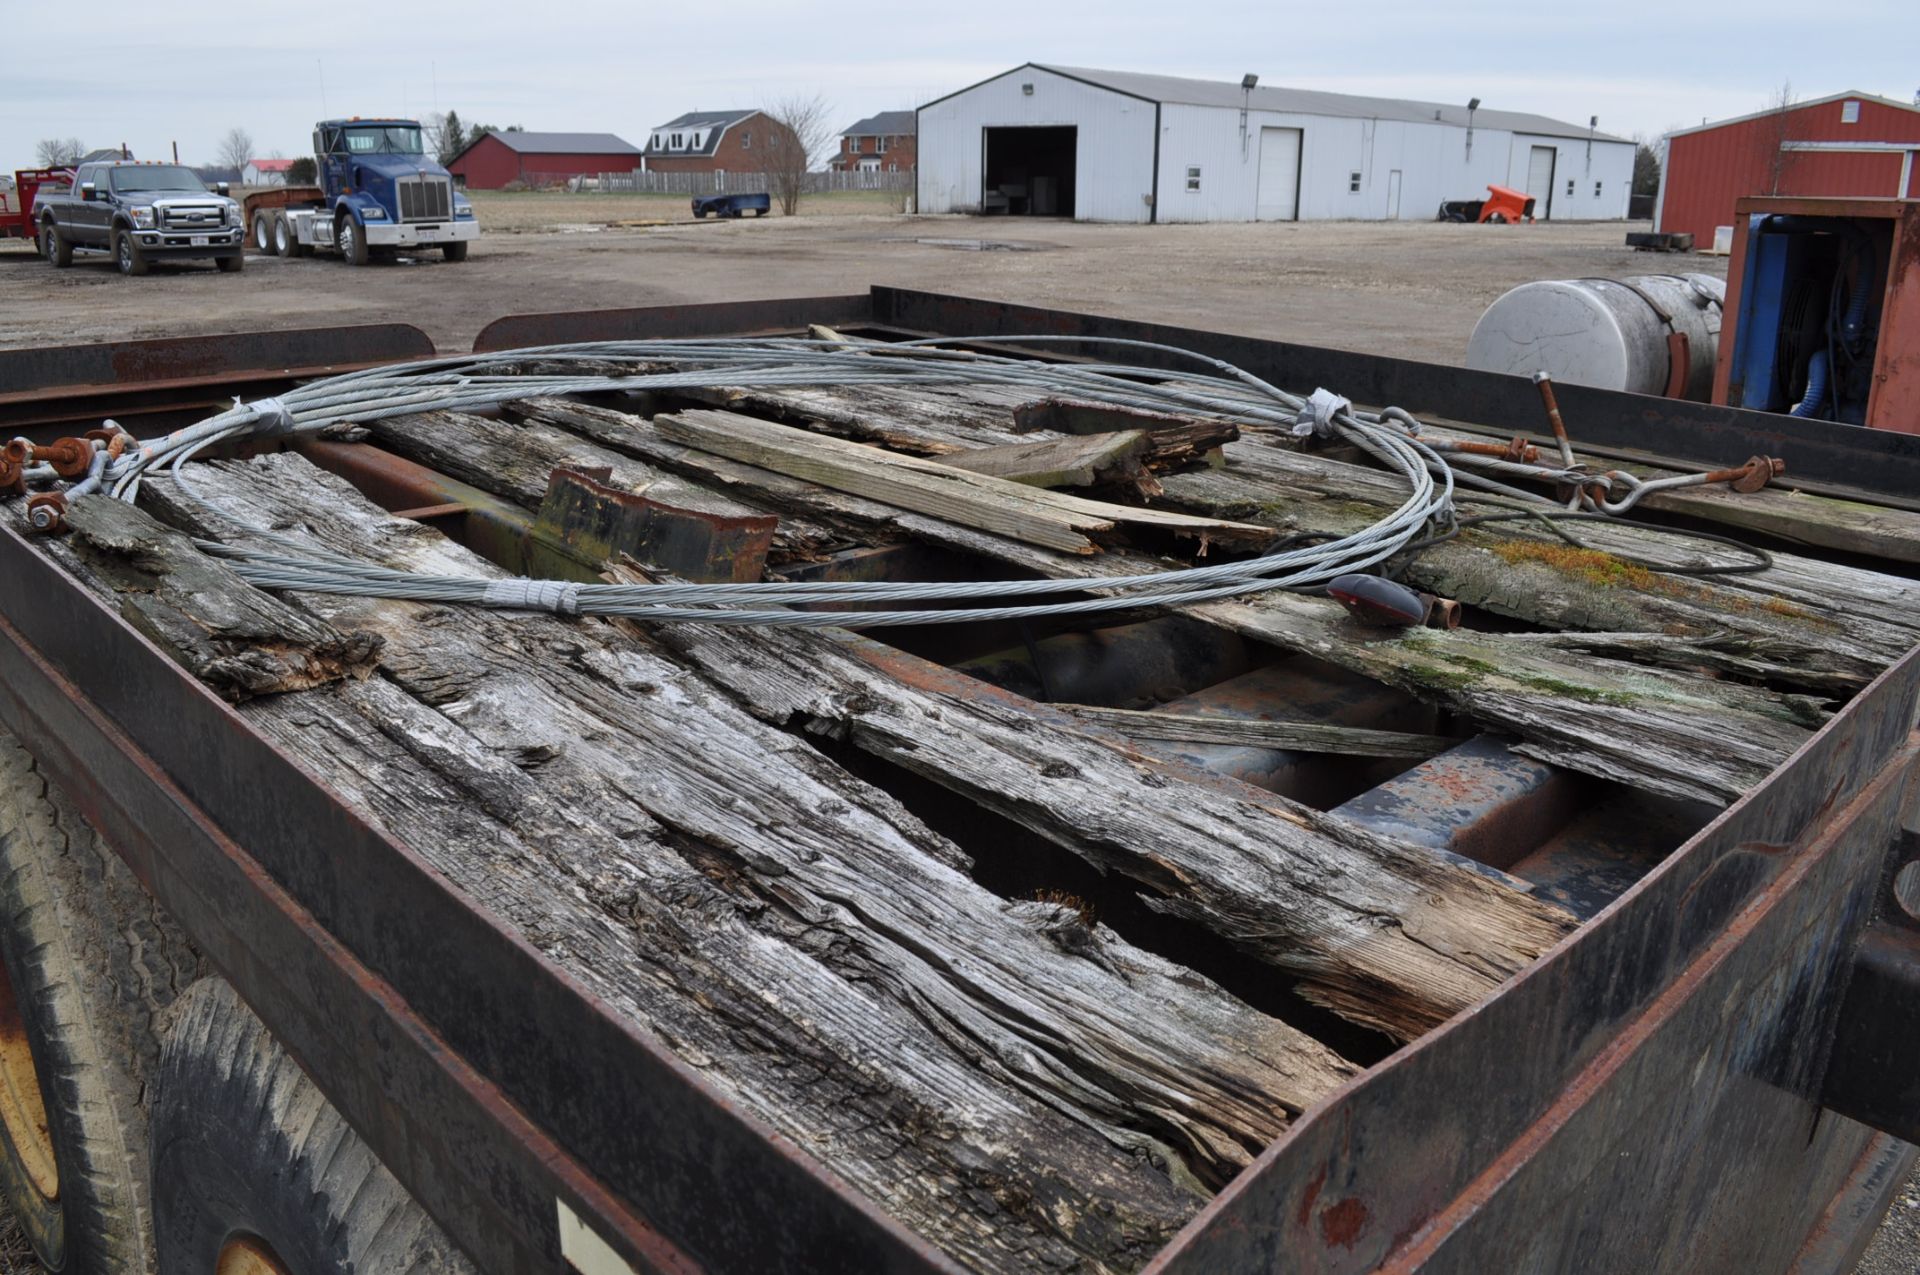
[938,430,1151,489]
[521,397,1823,805]
[112,455,1365,1272]
[653,407,1276,555]
[1056,705,1453,759]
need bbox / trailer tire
[114,230,148,276]
[150,978,474,1275]
[40,221,72,267]
[0,731,202,1273]
[253,213,278,256]
[336,215,368,267]
[274,215,309,259]
[440,241,468,262]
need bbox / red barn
[447,131,643,189]
[1657,92,1920,244]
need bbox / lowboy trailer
[0,288,1918,1273]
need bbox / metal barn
[917,64,1635,224]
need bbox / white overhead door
[1525,145,1556,219]
[1257,127,1302,221]
[1386,169,1402,219]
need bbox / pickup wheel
[252,212,279,256]
[150,978,476,1275]
[40,221,71,267]
[440,240,468,262]
[114,230,149,276]
[0,729,202,1273]
[336,215,368,266]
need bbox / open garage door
[983,126,1077,217]
[1257,127,1302,221]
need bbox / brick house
[831,111,916,173]
[642,110,770,174]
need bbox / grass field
[465,188,903,231]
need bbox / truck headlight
[455,203,475,219]
[361,206,386,220]
[226,203,241,226]
[130,206,154,228]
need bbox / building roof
[247,158,297,172]
[843,110,915,138]
[925,64,1629,144]
[80,148,131,163]
[1663,90,1920,139]
[643,110,759,156]
[480,131,642,156]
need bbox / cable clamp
[1292,388,1350,439]
[482,578,583,616]
[245,397,299,438]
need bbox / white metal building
[917,64,1636,224]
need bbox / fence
[518,169,913,195]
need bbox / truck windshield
[342,126,426,156]
[108,166,210,194]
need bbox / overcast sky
[5,0,1916,167]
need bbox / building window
[1566,178,1575,196]
[1022,83,1034,96]
[1594,181,1603,197]
[1842,99,1861,124]
[878,136,888,154]
[1348,172,1361,193]
[671,133,683,149]
[741,131,750,150]
[1186,166,1202,192]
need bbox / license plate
[190,236,208,246]
[418,227,440,239]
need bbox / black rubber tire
[693,208,708,219]
[150,978,475,1275]
[440,240,468,262]
[753,208,766,217]
[113,230,148,276]
[336,215,368,266]
[275,214,311,258]
[0,730,201,1272]
[41,221,71,267]
[253,212,278,256]
[215,253,244,273]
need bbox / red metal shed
[447,131,643,190]
[1656,92,1920,244]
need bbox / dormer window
[690,132,703,149]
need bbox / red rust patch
[1296,1164,1327,1230]
[1320,1197,1370,1250]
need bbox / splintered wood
[33,339,1920,1274]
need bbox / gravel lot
[2,208,1913,1271]
[0,206,1719,364]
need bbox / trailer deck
[0,290,1916,1273]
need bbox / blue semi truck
[245,118,479,264]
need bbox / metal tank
[1466,274,1726,400]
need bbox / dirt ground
[0,208,1721,364]
[3,209,1914,1273]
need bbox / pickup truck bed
[1,290,1916,1273]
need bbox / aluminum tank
[1465,274,1726,400]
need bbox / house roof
[1663,90,1920,139]
[843,110,915,138]
[247,158,297,171]
[923,64,1629,144]
[80,148,131,163]
[480,131,642,155]
[644,110,759,155]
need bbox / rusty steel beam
[1146,647,1920,1275]
[472,296,872,353]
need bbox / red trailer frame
[1,168,73,244]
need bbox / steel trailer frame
[0,289,1915,1273]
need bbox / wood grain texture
[113,454,1366,1273]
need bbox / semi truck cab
[247,117,478,264]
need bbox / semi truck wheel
[114,231,148,276]
[150,978,474,1275]
[440,241,468,262]
[252,213,278,256]
[274,216,309,259]
[40,222,72,267]
[0,730,202,1272]
[336,216,368,267]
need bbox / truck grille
[396,177,451,223]
[160,203,225,230]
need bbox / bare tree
[1759,81,1801,195]
[34,138,86,167]
[424,111,468,166]
[761,94,835,216]
[216,127,255,174]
